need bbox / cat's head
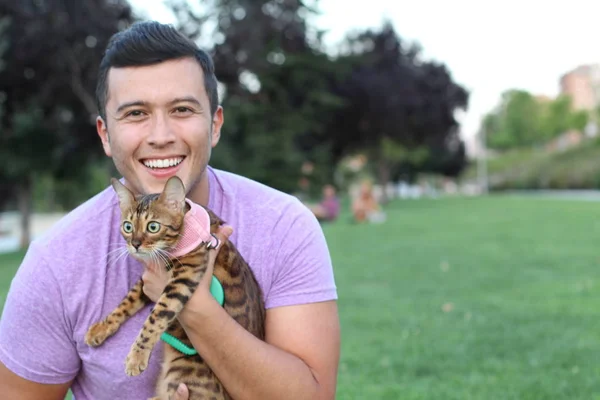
[111,176,188,262]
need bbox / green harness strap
[160,275,224,356]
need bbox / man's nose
[147,114,176,147]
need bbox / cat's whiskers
[151,247,166,263]
[106,247,131,269]
[155,248,177,271]
[106,242,129,255]
[145,247,166,271]
[159,248,180,267]
[148,250,159,268]
[106,246,132,262]
[147,246,171,270]
[107,245,129,255]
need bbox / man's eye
[174,107,191,113]
[126,110,144,117]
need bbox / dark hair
[96,21,219,121]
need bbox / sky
[129,0,600,155]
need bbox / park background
[1,0,600,398]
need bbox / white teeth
[143,157,183,169]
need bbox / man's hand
[170,383,189,400]
[142,225,233,399]
[141,225,233,302]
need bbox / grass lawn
[2,195,600,399]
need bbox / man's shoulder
[14,185,120,304]
[213,168,306,215]
[33,185,117,251]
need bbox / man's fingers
[200,225,233,290]
[213,225,233,251]
[171,383,189,400]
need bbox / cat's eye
[147,221,161,233]
[123,221,133,233]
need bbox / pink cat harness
[171,199,219,257]
[161,199,223,355]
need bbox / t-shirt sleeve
[0,243,80,384]
[265,202,338,309]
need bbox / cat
[85,176,266,400]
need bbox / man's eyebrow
[114,97,202,114]
[168,96,202,107]
[116,100,147,114]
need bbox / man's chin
[142,173,187,194]
[136,179,178,196]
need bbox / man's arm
[142,215,340,399]
[0,244,81,399]
[179,294,340,400]
[0,363,71,400]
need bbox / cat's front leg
[86,279,149,347]
[125,255,209,376]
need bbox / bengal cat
[85,176,266,400]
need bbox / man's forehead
[105,59,208,107]
[108,57,203,76]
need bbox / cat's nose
[132,239,142,250]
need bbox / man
[0,21,340,400]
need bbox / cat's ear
[111,178,136,212]
[159,176,186,212]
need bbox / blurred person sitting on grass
[307,184,340,223]
[351,180,386,224]
[0,21,340,400]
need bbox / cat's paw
[85,321,117,347]
[125,347,150,376]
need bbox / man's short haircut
[96,21,219,121]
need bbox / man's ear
[210,106,224,148]
[159,176,186,212]
[97,116,112,157]
[111,178,135,213]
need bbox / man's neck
[186,170,210,207]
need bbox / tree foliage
[0,0,135,246]
[170,4,470,193]
[1,0,474,243]
[327,22,469,188]
[168,0,341,193]
[484,90,589,151]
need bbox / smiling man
[97,56,219,205]
[0,21,340,400]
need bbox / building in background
[559,64,600,111]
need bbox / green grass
[2,196,600,399]
[323,196,600,399]
[0,250,25,312]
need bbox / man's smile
[140,156,185,169]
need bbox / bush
[461,138,600,190]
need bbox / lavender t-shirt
[0,167,337,399]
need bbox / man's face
[96,57,223,201]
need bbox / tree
[169,5,469,198]
[170,0,341,193]
[485,90,544,150]
[327,22,469,198]
[0,0,135,248]
[484,91,591,151]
